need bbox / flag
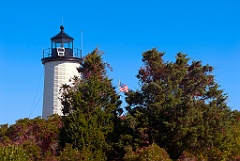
[119,82,129,93]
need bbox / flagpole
[118,78,120,94]
[80,30,84,57]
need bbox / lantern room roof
[51,26,73,43]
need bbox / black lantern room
[42,26,82,64]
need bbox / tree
[60,49,122,115]
[125,48,231,159]
[59,49,122,160]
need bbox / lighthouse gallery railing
[42,48,83,59]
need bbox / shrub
[0,145,30,161]
[58,143,87,161]
[123,144,171,161]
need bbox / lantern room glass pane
[56,43,62,48]
[63,42,73,49]
[52,42,62,48]
[52,41,73,49]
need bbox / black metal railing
[42,48,82,59]
[42,48,51,58]
[74,48,83,58]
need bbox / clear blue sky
[0,0,239,124]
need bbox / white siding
[42,61,80,119]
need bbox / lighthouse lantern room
[41,26,82,119]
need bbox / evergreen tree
[125,48,231,159]
[59,49,122,160]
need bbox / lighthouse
[41,26,82,119]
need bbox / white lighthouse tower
[41,26,82,119]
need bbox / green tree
[213,110,240,160]
[59,49,122,160]
[125,48,231,159]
